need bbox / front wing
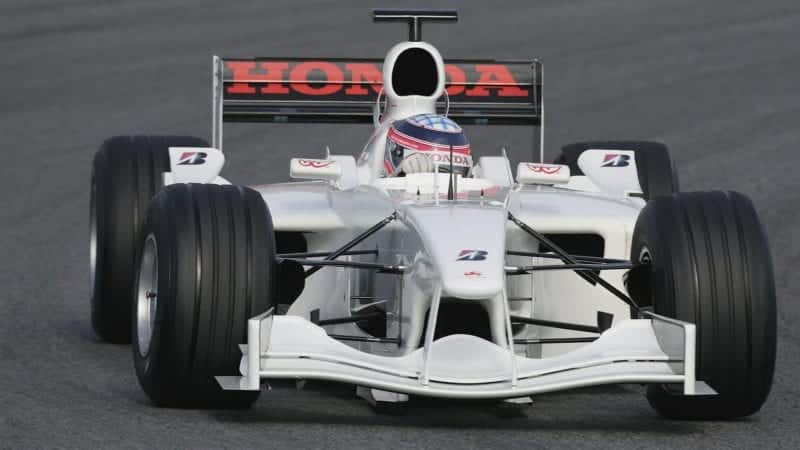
[216,308,715,399]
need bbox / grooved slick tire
[133,183,276,409]
[554,141,679,200]
[630,191,776,419]
[91,135,209,344]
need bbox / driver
[383,113,472,177]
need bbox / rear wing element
[211,57,542,150]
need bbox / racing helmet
[383,113,472,177]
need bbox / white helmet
[383,113,472,177]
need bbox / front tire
[630,191,776,419]
[133,183,276,408]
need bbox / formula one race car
[89,10,776,419]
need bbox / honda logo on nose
[457,250,488,261]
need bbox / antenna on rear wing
[373,9,458,41]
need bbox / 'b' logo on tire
[601,153,630,167]
[178,152,208,165]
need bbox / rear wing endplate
[212,56,543,152]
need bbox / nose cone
[404,205,506,299]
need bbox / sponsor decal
[526,163,561,174]
[601,154,631,167]
[437,191,470,200]
[177,152,207,165]
[431,153,471,166]
[298,159,334,169]
[223,60,530,100]
[457,250,488,261]
[464,271,483,278]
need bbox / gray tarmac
[2,1,799,448]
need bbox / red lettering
[226,61,289,95]
[291,61,344,96]
[344,63,383,95]
[444,65,466,96]
[466,64,528,97]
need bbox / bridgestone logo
[177,152,208,165]
[601,154,630,167]
[457,250,488,261]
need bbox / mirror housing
[516,162,570,185]
[290,158,342,182]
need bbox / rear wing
[212,56,543,152]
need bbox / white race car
[89,10,776,419]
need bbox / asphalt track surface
[2,1,800,448]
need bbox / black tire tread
[134,183,275,409]
[631,191,776,419]
[91,135,207,343]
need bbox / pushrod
[305,212,397,277]
[507,212,641,313]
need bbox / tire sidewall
[630,197,678,317]
[90,149,115,339]
[133,198,175,404]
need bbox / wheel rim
[637,245,654,314]
[638,246,652,264]
[136,234,158,358]
[89,177,97,289]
